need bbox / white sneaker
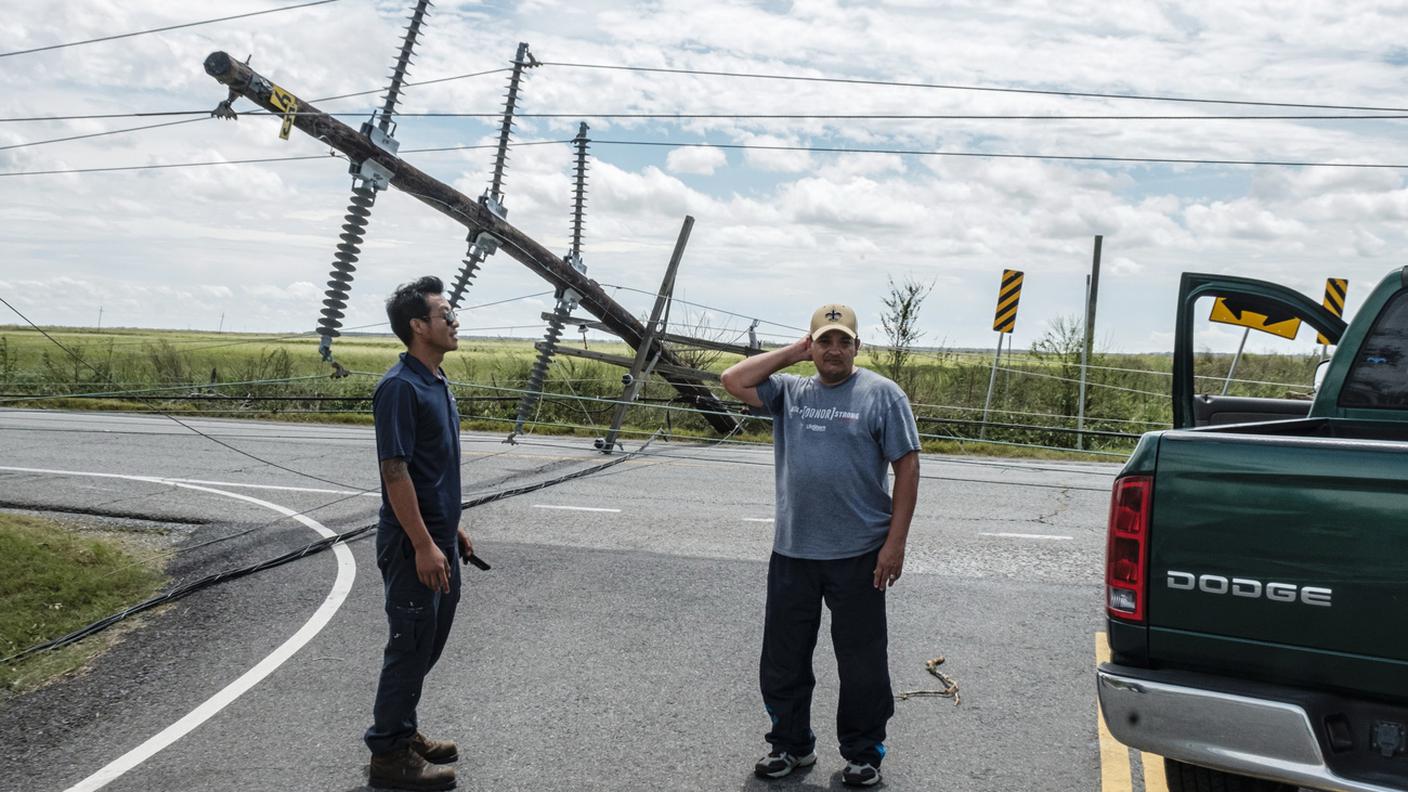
[842,761,881,786]
[753,750,817,779]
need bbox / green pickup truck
[1098,267,1408,792]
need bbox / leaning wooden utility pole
[203,51,737,434]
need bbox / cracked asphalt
[0,409,1122,791]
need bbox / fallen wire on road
[895,655,961,706]
[0,433,660,666]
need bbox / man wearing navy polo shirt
[365,276,470,792]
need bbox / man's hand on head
[790,335,813,364]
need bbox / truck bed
[1139,422,1408,705]
[1197,416,1408,443]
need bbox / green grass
[0,513,167,696]
[0,324,1325,459]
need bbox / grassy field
[0,512,167,697]
[0,324,1323,458]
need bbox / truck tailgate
[1149,431,1408,703]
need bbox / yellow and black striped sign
[992,269,1024,334]
[1316,278,1348,345]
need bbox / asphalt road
[0,409,1123,791]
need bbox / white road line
[0,465,357,792]
[980,532,1074,541]
[742,517,774,523]
[162,476,380,497]
[0,465,381,498]
[531,504,621,513]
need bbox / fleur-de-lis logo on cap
[826,309,842,321]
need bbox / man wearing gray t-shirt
[721,303,921,788]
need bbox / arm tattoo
[380,458,410,484]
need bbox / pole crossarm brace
[545,313,764,358]
[541,344,719,382]
[204,51,736,433]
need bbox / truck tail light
[1106,475,1152,623]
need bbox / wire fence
[0,310,1325,460]
[0,362,1148,456]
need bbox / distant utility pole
[1076,235,1102,451]
[218,312,225,333]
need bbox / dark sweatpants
[760,549,893,767]
[364,529,461,755]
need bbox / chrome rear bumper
[1097,666,1402,792]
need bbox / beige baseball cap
[809,304,858,339]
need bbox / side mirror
[1313,358,1331,394]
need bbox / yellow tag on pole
[269,85,298,141]
[1208,296,1302,340]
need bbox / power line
[9,110,1408,123]
[0,293,363,489]
[540,60,1408,114]
[593,139,1408,170]
[464,290,556,310]
[0,432,665,665]
[0,139,569,177]
[0,375,334,405]
[0,67,512,152]
[600,282,807,332]
[0,0,342,58]
[0,117,207,152]
[1,111,224,122]
[1,152,333,177]
[84,290,551,352]
[10,135,1400,179]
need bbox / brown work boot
[411,731,459,764]
[368,746,456,791]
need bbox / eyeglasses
[418,308,458,324]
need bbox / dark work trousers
[760,549,893,767]
[364,529,461,755]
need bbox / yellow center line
[1095,631,1170,792]
[1143,751,1169,791]
[1095,632,1134,791]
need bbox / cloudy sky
[4,0,1408,354]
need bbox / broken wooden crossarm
[896,654,961,705]
[201,51,737,434]
[542,314,763,358]
[544,344,720,382]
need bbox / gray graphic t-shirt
[753,367,922,559]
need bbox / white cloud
[665,145,727,175]
[1183,200,1308,241]
[3,1,1408,351]
[244,282,321,302]
[740,135,814,174]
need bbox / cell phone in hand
[460,546,491,570]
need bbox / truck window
[1339,289,1408,408]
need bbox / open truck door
[1173,273,1346,429]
